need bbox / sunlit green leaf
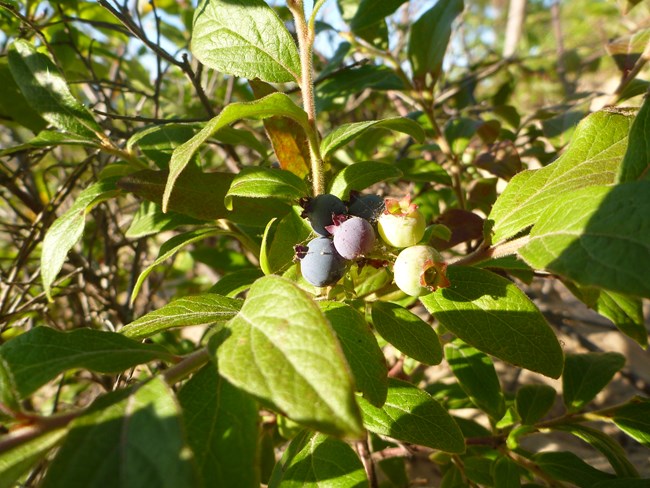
[212,276,363,437]
[192,0,301,83]
[420,267,564,378]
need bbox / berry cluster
[295,193,449,296]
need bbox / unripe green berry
[393,245,449,297]
[377,196,425,248]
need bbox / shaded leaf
[445,341,505,419]
[563,352,625,412]
[357,378,465,453]
[493,456,522,488]
[224,167,309,210]
[534,451,615,488]
[408,0,464,86]
[131,228,227,304]
[0,327,173,399]
[267,206,313,274]
[163,93,310,212]
[617,94,650,182]
[42,378,197,488]
[41,178,120,300]
[320,301,387,407]
[119,169,291,226]
[516,384,556,424]
[489,110,634,243]
[191,0,301,83]
[553,424,639,478]
[321,118,425,161]
[349,0,407,32]
[209,268,264,297]
[178,363,259,487]
[0,58,47,132]
[420,267,564,378]
[8,40,102,139]
[125,201,203,239]
[518,182,650,298]
[121,294,242,339]
[212,276,363,437]
[370,301,442,365]
[328,162,402,200]
[268,430,368,488]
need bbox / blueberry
[348,193,384,221]
[301,194,347,236]
[326,216,376,260]
[296,237,347,287]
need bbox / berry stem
[288,0,325,196]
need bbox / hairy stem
[288,0,324,195]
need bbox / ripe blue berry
[326,216,376,260]
[348,193,385,221]
[296,237,347,287]
[393,245,449,297]
[301,194,347,236]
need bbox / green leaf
[611,398,650,447]
[566,284,647,347]
[515,384,556,424]
[0,429,67,488]
[489,110,635,243]
[320,301,388,408]
[119,169,291,226]
[493,456,522,488]
[224,167,309,210]
[0,327,173,399]
[0,130,103,157]
[163,93,310,211]
[553,424,639,478]
[617,97,650,181]
[130,228,226,304]
[8,40,102,139]
[533,451,615,488]
[370,301,442,365]
[178,363,259,487]
[125,201,203,239]
[0,356,19,413]
[395,158,452,185]
[445,341,505,419]
[209,268,264,297]
[349,0,408,32]
[191,0,301,83]
[211,276,363,437]
[316,65,404,113]
[121,293,242,339]
[518,182,650,298]
[407,0,464,86]
[267,206,313,275]
[328,162,403,200]
[41,377,197,488]
[420,267,564,378]
[0,58,47,132]
[41,178,120,300]
[562,352,625,412]
[356,378,465,453]
[321,118,425,161]
[268,430,368,488]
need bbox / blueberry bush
[1,0,650,486]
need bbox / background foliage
[1,0,649,486]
